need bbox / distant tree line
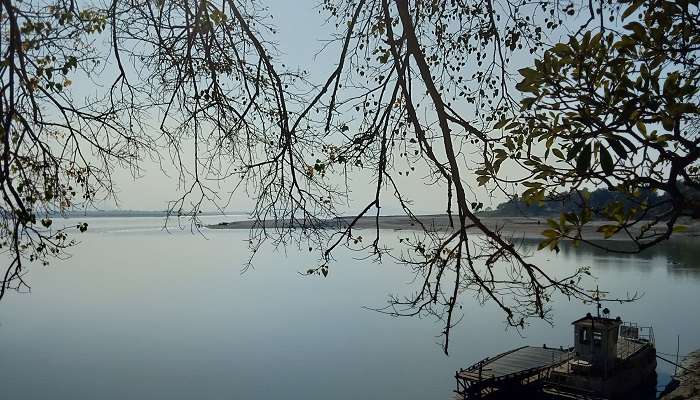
[482,184,699,219]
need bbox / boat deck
[455,346,572,399]
[550,337,651,376]
[457,346,573,381]
[616,337,649,360]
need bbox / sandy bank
[661,349,700,400]
[207,215,699,241]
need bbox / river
[0,216,698,399]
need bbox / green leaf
[538,239,553,250]
[600,146,614,175]
[672,225,688,233]
[521,97,537,109]
[567,140,586,161]
[663,72,679,97]
[623,22,646,39]
[518,68,539,80]
[551,43,571,56]
[668,103,697,116]
[607,138,628,160]
[636,120,647,136]
[493,118,510,130]
[576,143,592,174]
[542,229,559,239]
[597,224,620,239]
[621,0,644,20]
[662,117,675,131]
[516,81,539,94]
[582,31,592,48]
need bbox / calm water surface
[0,217,698,399]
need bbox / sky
[93,1,527,214]
[103,1,327,212]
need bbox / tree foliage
[483,187,674,219]
[0,0,150,298]
[488,0,700,252]
[2,0,697,353]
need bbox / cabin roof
[571,314,622,328]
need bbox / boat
[454,312,657,399]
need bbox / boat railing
[618,322,655,360]
[620,322,654,345]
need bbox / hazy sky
[105,1,325,212]
[102,1,520,214]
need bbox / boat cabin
[572,313,622,376]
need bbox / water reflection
[0,219,697,400]
[522,237,700,282]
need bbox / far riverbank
[207,215,700,241]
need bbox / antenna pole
[587,286,609,318]
[675,335,680,376]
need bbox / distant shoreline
[47,210,249,218]
[207,215,699,241]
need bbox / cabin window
[593,331,603,347]
[580,328,590,344]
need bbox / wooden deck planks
[617,337,647,360]
[459,346,571,381]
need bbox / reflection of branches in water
[533,238,700,282]
[667,265,700,282]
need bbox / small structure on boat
[570,314,622,376]
[454,312,656,399]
